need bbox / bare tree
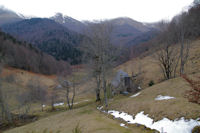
[154,44,178,80]
[80,22,118,107]
[58,78,76,110]
[0,54,13,123]
[154,20,189,80]
[17,90,32,118]
[26,77,47,111]
[175,14,190,75]
[49,85,59,111]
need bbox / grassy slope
[107,39,200,123]
[1,67,57,87]
[4,74,200,133]
[116,39,200,87]
[0,66,96,111]
[5,105,143,133]
[2,39,200,132]
[108,75,200,121]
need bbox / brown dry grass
[108,75,200,121]
[0,66,95,116]
[4,104,154,133]
[1,67,56,87]
[116,39,200,87]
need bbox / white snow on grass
[53,100,90,107]
[97,106,104,110]
[108,110,200,133]
[53,102,64,107]
[130,92,141,98]
[138,86,142,90]
[120,123,128,128]
[155,95,175,100]
[73,99,90,105]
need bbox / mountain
[1,18,83,64]
[51,13,86,33]
[108,17,156,45]
[51,15,157,46]
[0,7,23,26]
[110,17,150,32]
[126,29,159,46]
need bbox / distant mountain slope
[126,29,159,46]
[51,13,86,33]
[0,7,23,26]
[1,18,83,64]
[108,17,156,45]
[51,15,158,46]
[111,17,150,32]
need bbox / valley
[0,1,200,133]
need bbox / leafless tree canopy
[80,22,119,106]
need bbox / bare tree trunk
[65,81,76,110]
[41,103,44,112]
[180,40,190,76]
[174,54,180,78]
[95,74,101,102]
[180,33,184,75]
[66,85,71,109]
[103,79,108,108]
[51,96,55,111]
[102,67,108,107]
[70,82,76,109]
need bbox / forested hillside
[1,18,83,64]
[0,30,71,75]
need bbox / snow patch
[108,110,200,133]
[130,92,141,98]
[97,106,104,110]
[120,123,128,128]
[73,99,90,105]
[53,102,64,107]
[53,100,90,107]
[155,95,175,100]
[138,86,142,90]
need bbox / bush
[148,80,154,86]
[192,126,200,133]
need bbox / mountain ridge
[1,18,83,64]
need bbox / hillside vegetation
[2,18,83,64]
[0,2,200,133]
[117,39,200,87]
[0,30,71,75]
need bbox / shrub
[148,80,155,86]
[192,126,200,133]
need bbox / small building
[111,70,140,94]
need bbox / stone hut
[111,70,140,94]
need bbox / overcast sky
[0,0,193,22]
